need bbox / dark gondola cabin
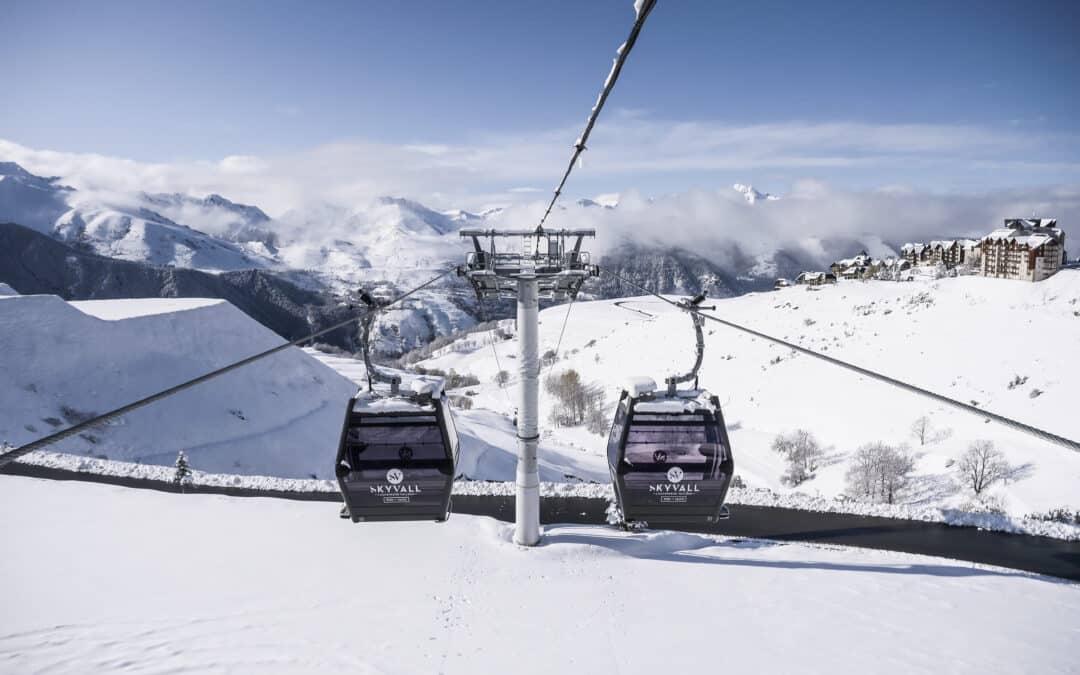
[607,377,734,524]
[336,377,459,522]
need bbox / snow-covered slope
[415,272,1080,518]
[0,161,72,229]
[274,197,465,289]
[142,191,279,253]
[2,476,1076,674]
[0,293,357,478]
[0,162,277,272]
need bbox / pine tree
[173,450,193,492]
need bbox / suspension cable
[535,0,658,231]
[597,268,1080,453]
[0,267,458,469]
[475,294,512,404]
[546,295,577,376]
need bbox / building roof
[983,218,1063,249]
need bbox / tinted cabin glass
[347,417,447,463]
[607,401,628,465]
[624,413,722,466]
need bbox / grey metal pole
[514,274,541,545]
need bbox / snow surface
[70,297,223,320]
[0,282,18,296]
[415,273,1080,520]
[1,475,1076,674]
[0,294,357,478]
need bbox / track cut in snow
[1,475,1076,674]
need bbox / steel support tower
[458,227,598,545]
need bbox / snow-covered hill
[0,289,601,483]
[0,291,357,477]
[2,476,1076,674]
[414,273,1080,519]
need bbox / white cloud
[2,114,1076,216]
[485,181,1079,269]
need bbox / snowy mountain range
[1,161,859,353]
[0,162,277,272]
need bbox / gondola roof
[622,376,718,413]
[352,375,446,412]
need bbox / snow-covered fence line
[10,450,340,497]
[8,450,1079,541]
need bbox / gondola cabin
[335,377,459,522]
[607,377,734,523]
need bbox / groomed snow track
[5,465,1078,582]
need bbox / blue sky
[2,0,1078,208]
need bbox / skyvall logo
[370,484,422,494]
[648,483,700,493]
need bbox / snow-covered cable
[0,267,459,469]
[535,0,658,231]
[598,268,1080,453]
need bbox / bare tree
[585,407,611,435]
[771,429,824,486]
[545,369,604,427]
[910,416,932,446]
[845,442,916,504]
[956,440,1011,495]
[878,444,916,504]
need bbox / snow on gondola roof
[352,375,446,412]
[624,376,657,397]
[623,376,718,413]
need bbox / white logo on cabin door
[386,468,404,485]
[666,466,684,483]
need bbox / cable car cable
[535,0,658,231]
[476,293,512,404]
[546,295,576,375]
[597,268,1080,453]
[0,267,459,469]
